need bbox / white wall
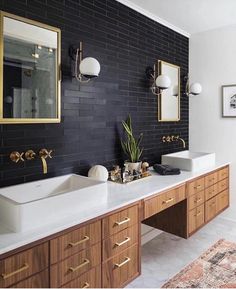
[189,24,236,220]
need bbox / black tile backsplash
[0,0,189,187]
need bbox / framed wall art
[222,84,236,117]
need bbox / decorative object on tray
[222,84,236,117]
[88,165,109,181]
[162,239,236,288]
[109,162,151,184]
[153,164,181,175]
[121,115,143,174]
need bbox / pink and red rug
[162,239,236,288]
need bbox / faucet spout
[41,157,48,174]
[178,137,186,149]
[39,149,52,174]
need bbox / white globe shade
[79,57,101,78]
[190,83,202,95]
[88,165,108,182]
[156,74,171,90]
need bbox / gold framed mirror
[0,11,61,124]
[158,60,180,122]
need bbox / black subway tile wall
[0,0,189,187]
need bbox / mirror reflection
[158,61,180,122]
[0,13,61,123]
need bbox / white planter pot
[125,161,142,172]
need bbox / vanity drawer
[218,179,228,193]
[61,265,101,288]
[187,177,205,197]
[144,185,186,219]
[102,244,139,288]
[102,205,139,238]
[102,224,138,261]
[205,172,218,188]
[188,190,205,211]
[205,196,217,223]
[0,242,49,288]
[188,204,205,234]
[50,243,101,288]
[205,184,218,201]
[50,220,101,264]
[217,190,229,213]
[218,167,229,181]
[12,270,49,288]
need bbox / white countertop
[0,162,229,256]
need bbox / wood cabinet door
[205,197,217,223]
[188,190,205,211]
[12,270,49,288]
[0,243,48,288]
[50,243,101,288]
[50,220,101,264]
[144,185,186,219]
[217,190,229,213]
[102,205,139,238]
[61,266,101,288]
[102,244,139,288]
[188,204,204,234]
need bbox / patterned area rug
[162,239,236,288]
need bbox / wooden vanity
[0,165,229,288]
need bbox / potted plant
[121,115,143,172]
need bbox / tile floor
[128,215,236,288]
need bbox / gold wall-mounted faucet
[39,149,52,174]
[162,135,186,149]
[10,151,25,163]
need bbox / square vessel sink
[0,174,107,232]
[162,150,216,172]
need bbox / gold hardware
[10,151,24,163]
[114,257,131,269]
[115,237,131,247]
[25,150,36,160]
[68,236,90,247]
[195,198,202,203]
[114,217,130,226]
[163,198,174,204]
[194,212,202,217]
[68,259,90,273]
[1,263,29,280]
[161,135,186,148]
[194,185,202,190]
[178,137,186,149]
[82,282,90,288]
[39,149,53,174]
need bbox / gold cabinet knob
[10,151,24,163]
[25,150,36,161]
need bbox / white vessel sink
[162,150,216,172]
[0,174,108,233]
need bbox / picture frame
[222,84,236,117]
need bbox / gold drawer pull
[1,263,29,280]
[114,257,131,268]
[82,282,90,288]
[68,236,90,247]
[196,211,202,216]
[115,237,131,247]
[195,198,202,203]
[163,198,174,204]
[68,259,90,273]
[194,185,202,189]
[115,217,130,226]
